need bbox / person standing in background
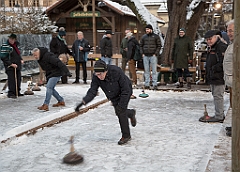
[100,30,114,65]
[50,27,71,84]
[72,31,91,84]
[0,33,24,98]
[120,29,130,74]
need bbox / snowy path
[0,83,231,172]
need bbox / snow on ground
[0,80,231,172]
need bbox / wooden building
[45,0,164,54]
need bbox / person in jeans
[72,31,91,84]
[140,24,161,90]
[75,60,136,145]
[199,30,228,123]
[32,47,72,111]
[100,30,114,64]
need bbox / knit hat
[126,32,133,37]
[145,24,153,30]
[94,60,108,72]
[204,30,219,38]
[179,28,186,32]
[8,33,17,39]
[58,30,66,36]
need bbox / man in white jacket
[223,19,234,108]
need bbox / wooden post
[232,1,240,171]
[92,0,96,53]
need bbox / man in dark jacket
[140,24,161,90]
[199,30,228,123]
[50,27,71,84]
[120,29,130,74]
[32,47,72,111]
[72,31,91,84]
[100,30,114,64]
[1,33,24,98]
[172,28,193,88]
[75,60,136,145]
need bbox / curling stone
[139,88,149,98]
[32,79,41,91]
[63,136,84,164]
[199,104,210,122]
[24,86,34,95]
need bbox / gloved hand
[115,105,126,116]
[75,102,83,112]
[67,72,72,77]
[188,60,193,64]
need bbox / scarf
[9,42,20,55]
[57,35,67,45]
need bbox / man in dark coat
[140,24,161,90]
[50,27,71,84]
[32,47,72,111]
[171,28,193,88]
[75,60,136,145]
[1,33,24,98]
[199,30,228,123]
[72,31,91,84]
[100,30,114,64]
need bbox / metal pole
[232,0,240,171]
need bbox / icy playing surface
[0,82,230,172]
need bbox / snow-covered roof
[157,3,168,13]
[103,0,136,16]
[140,0,167,5]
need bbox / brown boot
[38,104,49,111]
[52,101,65,107]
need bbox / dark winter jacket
[205,39,228,85]
[140,32,161,56]
[1,40,22,71]
[172,35,193,69]
[37,47,71,80]
[83,65,132,109]
[100,36,113,58]
[127,36,139,60]
[72,38,91,63]
[120,36,128,58]
[50,36,71,56]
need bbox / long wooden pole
[232,0,240,171]
[92,0,96,53]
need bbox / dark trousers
[75,62,87,82]
[61,75,68,84]
[6,69,21,96]
[114,107,135,138]
[176,68,191,78]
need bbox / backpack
[0,43,12,59]
[133,44,141,61]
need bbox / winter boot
[187,77,191,89]
[52,101,65,107]
[38,104,49,111]
[177,77,183,88]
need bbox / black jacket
[140,32,161,56]
[72,38,90,63]
[37,47,71,80]
[205,39,228,85]
[50,36,71,55]
[127,36,139,60]
[83,65,132,109]
[100,36,113,58]
[1,40,22,71]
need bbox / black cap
[145,24,153,30]
[204,30,220,38]
[94,60,108,72]
[179,28,186,32]
[105,30,114,35]
[8,33,17,39]
[58,30,66,36]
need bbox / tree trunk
[162,0,207,65]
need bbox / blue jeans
[44,76,64,105]
[210,84,225,119]
[143,55,158,86]
[101,56,112,65]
